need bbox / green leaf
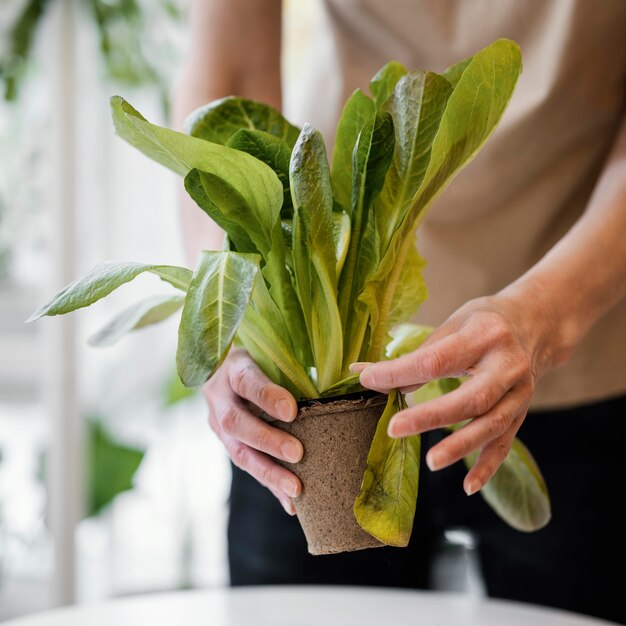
[238,280,319,399]
[463,437,551,532]
[290,124,343,391]
[366,39,522,361]
[359,71,451,361]
[330,89,375,213]
[370,60,407,108]
[28,261,191,322]
[239,272,316,398]
[385,323,433,359]
[88,294,185,347]
[439,377,462,394]
[351,112,396,221]
[416,40,522,219]
[185,166,309,364]
[333,211,351,276]
[185,96,300,148]
[227,129,294,217]
[319,373,362,398]
[354,390,420,546]
[266,228,314,370]
[338,111,395,369]
[375,70,452,254]
[184,169,267,255]
[363,244,428,354]
[388,245,428,330]
[442,55,473,89]
[110,97,284,216]
[235,324,289,394]
[114,101,294,344]
[176,251,260,387]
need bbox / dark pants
[228,394,626,624]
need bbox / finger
[353,362,426,395]
[359,331,483,392]
[269,486,296,516]
[349,322,458,378]
[348,362,372,374]
[228,352,297,421]
[217,402,303,463]
[463,418,525,495]
[206,385,236,436]
[388,371,512,437]
[425,387,530,471]
[226,439,302,498]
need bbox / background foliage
[0,0,182,107]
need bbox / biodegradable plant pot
[264,390,388,555]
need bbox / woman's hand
[352,108,626,496]
[353,292,566,497]
[203,348,303,515]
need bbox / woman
[173,1,626,623]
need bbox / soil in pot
[264,390,388,555]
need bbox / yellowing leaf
[354,390,420,546]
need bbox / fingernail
[349,361,372,373]
[426,451,442,471]
[360,367,375,386]
[280,478,299,498]
[465,480,480,496]
[277,398,296,421]
[280,498,295,516]
[281,440,303,463]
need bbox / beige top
[293,0,626,409]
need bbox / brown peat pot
[264,389,388,555]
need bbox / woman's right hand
[202,348,303,515]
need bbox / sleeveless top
[286,0,626,408]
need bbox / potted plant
[29,38,550,555]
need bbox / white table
[3,586,618,626]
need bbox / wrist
[495,274,580,375]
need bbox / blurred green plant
[163,368,196,406]
[0,0,183,104]
[87,372,196,516]
[87,420,144,516]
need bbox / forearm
[172,0,282,266]
[500,115,626,372]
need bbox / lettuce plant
[30,39,551,542]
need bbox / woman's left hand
[352,292,567,496]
